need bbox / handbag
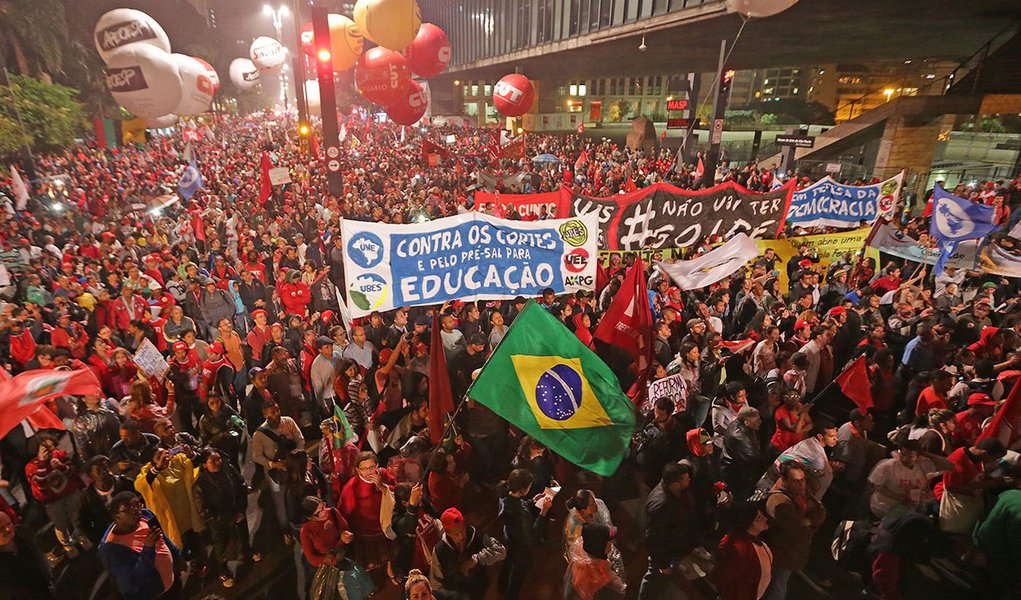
[309,563,343,600]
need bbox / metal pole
[290,0,308,127]
[702,39,727,188]
[312,6,343,197]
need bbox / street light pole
[263,5,290,112]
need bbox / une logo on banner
[348,232,385,268]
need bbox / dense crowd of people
[1,112,1021,600]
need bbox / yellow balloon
[327,14,363,71]
[353,0,421,51]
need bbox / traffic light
[720,68,735,97]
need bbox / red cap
[967,392,996,407]
[667,286,680,296]
[440,507,464,531]
[794,319,811,331]
[379,348,393,364]
[828,306,847,317]
[209,342,225,355]
[144,253,161,263]
[270,322,284,331]
[252,309,268,319]
[172,341,188,353]
[798,259,812,268]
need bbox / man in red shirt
[109,284,150,336]
[935,439,1007,535]
[954,393,997,447]
[915,370,954,417]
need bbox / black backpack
[831,519,876,575]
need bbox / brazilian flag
[469,301,636,476]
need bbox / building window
[570,84,578,96]
[484,84,492,97]
[471,84,479,96]
[579,83,587,96]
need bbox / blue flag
[929,186,997,275]
[177,160,204,200]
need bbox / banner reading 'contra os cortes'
[342,212,599,317]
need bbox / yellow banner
[756,228,879,291]
[122,117,148,145]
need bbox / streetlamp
[264,5,291,111]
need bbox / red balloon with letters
[405,23,450,78]
[493,73,534,117]
[386,79,428,125]
[355,46,411,106]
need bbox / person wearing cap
[954,392,997,447]
[936,438,1008,535]
[201,340,237,406]
[429,506,506,599]
[50,310,89,359]
[310,336,337,417]
[246,309,272,366]
[278,269,311,318]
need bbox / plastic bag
[309,563,342,600]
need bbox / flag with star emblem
[468,301,636,476]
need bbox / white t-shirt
[867,455,930,517]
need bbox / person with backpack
[251,401,305,544]
[762,462,826,600]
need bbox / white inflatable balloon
[104,44,183,118]
[725,0,799,18]
[172,54,217,116]
[94,8,171,63]
[229,58,261,90]
[250,36,286,73]
[305,80,321,115]
[147,114,178,129]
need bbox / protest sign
[787,172,903,228]
[756,228,880,291]
[474,190,562,219]
[561,181,794,251]
[868,221,978,269]
[342,212,598,317]
[132,338,170,379]
[647,373,686,412]
[268,167,291,185]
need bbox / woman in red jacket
[712,503,773,600]
[278,270,311,317]
[300,496,354,567]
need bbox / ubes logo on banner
[559,219,588,247]
[97,20,157,52]
[105,66,148,92]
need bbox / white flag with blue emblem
[177,160,204,201]
[929,185,997,275]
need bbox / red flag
[182,128,202,142]
[0,368,64,431]
[0,369,100,439]
[310,135,321,160]
[719,339,756,355]
[625,175,638,193]
[190,210,206,242]
[696,156,705,179]
[593,258,654,403]
[596,261,609,294]
[835,355,874,413]
[428,311,455,444]
[574,151,588,171]
[258,152,273,205]
[979,375,1021,445]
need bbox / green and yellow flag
[468,301,636,476]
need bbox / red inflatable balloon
[386,79,427,125]
[405,23,450,78]
[493,74,535,117]
[355,47,411,106]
